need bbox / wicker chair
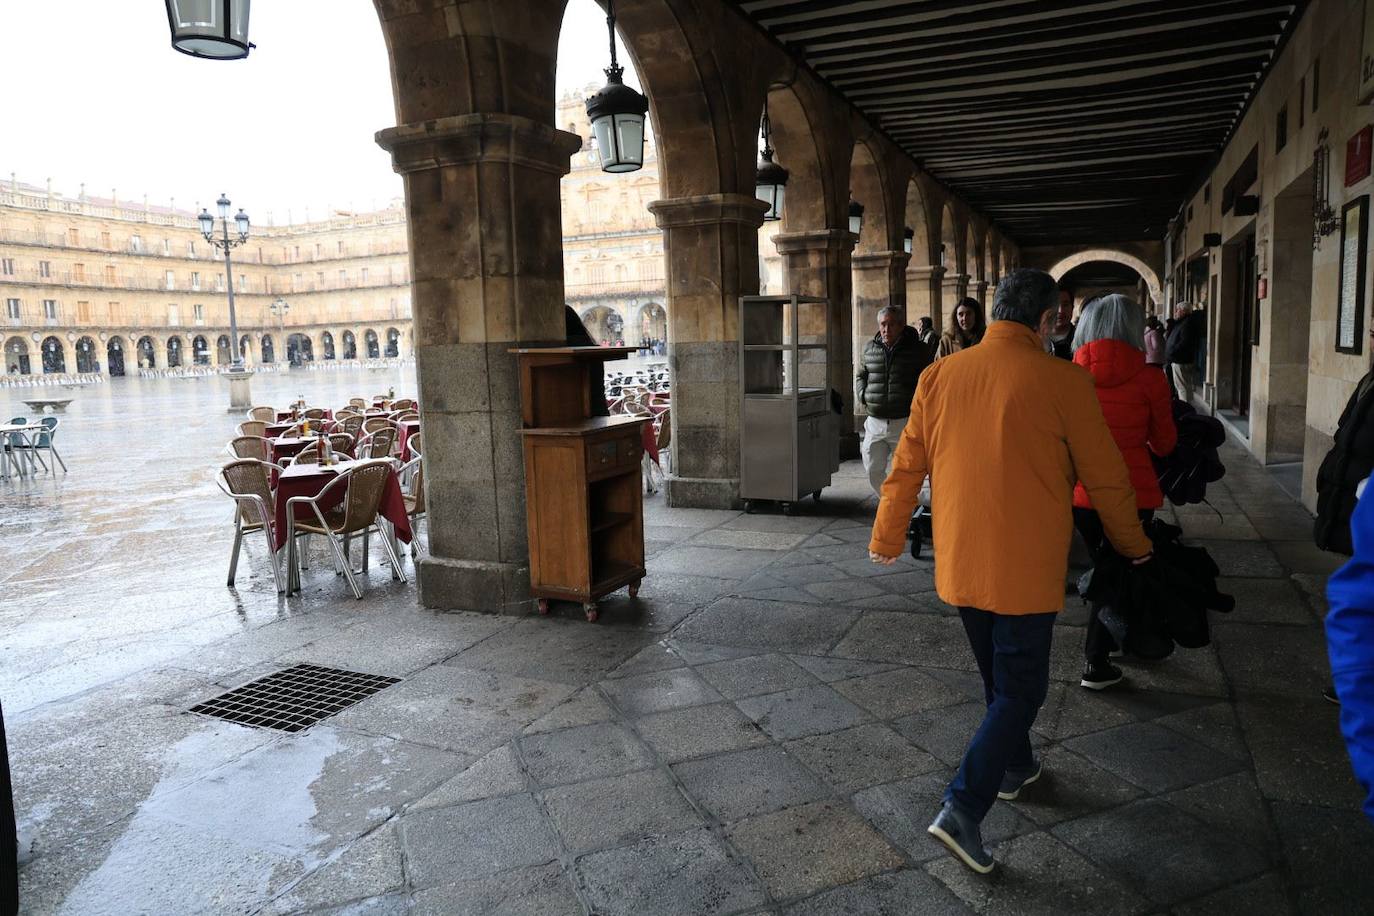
[303,408,327,420]
[328,433,354,456]
[656,407,672,474]
[348,397,367,409]
[284,459,406,598]
[335,407,361,421]
[361,417,391,436]
[291,449,322,465]
[247,406,277,422]
[394,410,420,422]
[217,458,284,593]
[237,420,267,438]
[391,398,416,411]
[339,415,364,439]
[359,427,397,459]
[398,455,425,557]
[407,433,422,458]
[229,435,272,462]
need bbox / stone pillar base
[225,370,253,413]
[417,555,531,615]
[665,474,740,510]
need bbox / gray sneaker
[997,759,1043,800]
[927,802,995,874]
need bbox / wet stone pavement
[3,370,1372,915]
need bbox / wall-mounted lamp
[1314,127,1339,249]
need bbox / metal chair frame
[217,458,285,593]
[284,459,407,599]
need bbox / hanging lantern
[585,0,649,174]
[165,0,253,60]
[903,226,914,256]
[940,243,948,268]
[848,197,865,236]
[755,101,789,222]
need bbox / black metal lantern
[903,226,914,256]
[198,208,214,237]
[1313,128,1339,249]
[165,0,253,60]
[585,0,649,174]
[755,101,789,222]
[848,197,865,236]
[940,243,948,268]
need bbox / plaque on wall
[1348,126,1374,186]
[1337,196,1368,355]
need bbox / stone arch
[638,302,667,345]
[286,333,313,365]
[321,330,337,360]
[260,334,275,364]
[106,335,126,376]
[849,138,894,255]
[385,326,401,358]
[239,334,254,365]
[191,334,210,366]
[215,334,231,366]
[903,178,932,267]
[75,335,98,373]
[5,336,31,375]
[363,328,380,359]
[166,335,184,369]
[939,201,959,272]
[136,334,157,370]
[340,329,357,360]
[579,305,621,344]
[1049,249,1164,307]
[41,335,66,373]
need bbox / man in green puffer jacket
[856,306,932,494]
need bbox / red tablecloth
[272,461,412,550]
[270,437,314,463]
[641,420,659,465]
[265,422,293,438]
[396,420,421,460]
[275,409,333,423]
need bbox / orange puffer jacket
[1072,338,1177,510]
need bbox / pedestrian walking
[1165,304,1206,403]
[868,269,1153,874]
[936,297,985,358]
[856,306,930,495]
[1048,284,1076,359]
[1069,294,1177,689]
[1144,315,1166,368]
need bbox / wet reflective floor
[3,371,1371,915]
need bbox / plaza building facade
[0,177,415,377]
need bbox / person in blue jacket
[1327,478,1374,821]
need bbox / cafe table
[270,436,315,463]
[396,419,421,460]
[0,423,43,479]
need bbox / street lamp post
[201,194,253,410]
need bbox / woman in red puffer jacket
[1070,294,1178,691]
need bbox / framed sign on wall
[1337,196,1369,355]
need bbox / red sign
[1347,125,1373,186]
[1257,276,1268,300]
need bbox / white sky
[0,0,638,224]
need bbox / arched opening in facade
[41,336,66,373]
[579,306,621,345]
[106,336,125,376]
[321,331,336,360]
[5,337,31,375]
[216,334,231,366]
[940,202,960,316]
[964,222,980,286]
[191,335,210,366]
[1049,249,1164,311]
[239,335,253,364]
[286,333,313,366]
[385,327,400,358]
[261,334,275,364]
[341,330,357,360]
[638,303,666,350]
[75,335,98,373]
[166,336,184,368]
[903,178,937,330]
[364,328,380,359]
[137,335,157,370]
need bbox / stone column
[968,279,988,306]
[852,250,912,442]
[377,113,581,612]
[943,273,971,313]
[907,265,945,331]
[648,193,769,509]
[772,229,859,457]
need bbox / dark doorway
[107,337,125,376]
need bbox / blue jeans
[945,607,1055,822]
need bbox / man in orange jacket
[869,268,1153,874]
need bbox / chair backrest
[303,408,327,420]
[8,417,25,426]
[362,427,397,459]
[291,448,321,465]
[392,398,416,411]
[340,460,392,533]
[335,407,360,420]
[248,406,276,422]
[395,410,420,422]
[328,433,353,454]
[340,415,364,437]
[219,458,276,528]
[238,420,267,438]
[230,435,271,461]
[348,397,367,408]
[362,417,391,435]
[408,433,422,458]
[656,408,671,449]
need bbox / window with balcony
[360,268,368,284]
[193,304,204,322]
[109,301,123,323]
[73,263,85,282]
[316,271,324,288]
[188,241,196,258]
[100,231,111,249]
[168,304,180,326]
[104,265,116,284]
[293,273,302,291]
[315,243,321,258]
[39,261,51,278]
[1,258,13,276]
[216,274,225,292]
[191,272,200,291]
[130,235,143,253]
[165,270,175,290]
[162,239,171,256]
[239,274,247,292]
[43,299,57,319]
[77,301,91,322]
[338,269,347,286]
[337,240,345,255]
[68,228,79,246]
[5,299,20,320]
[293,246,300,261]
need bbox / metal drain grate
[189,663,400,732]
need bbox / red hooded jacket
[1073,338,1177,510]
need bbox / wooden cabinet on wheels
[510,347,648,622]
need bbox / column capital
[907,265,946,282]
[851,250,911,272]
[648,193,769,230]
[771,229,858,256]
[376,113,582,177]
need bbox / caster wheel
[537,598,551,616]
[782,502,795,516]
[744,501,756,515]
[628,581,641,598]
[584,603,599,623]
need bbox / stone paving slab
[7,435,1373,914]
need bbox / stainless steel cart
[739,294,838,513]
